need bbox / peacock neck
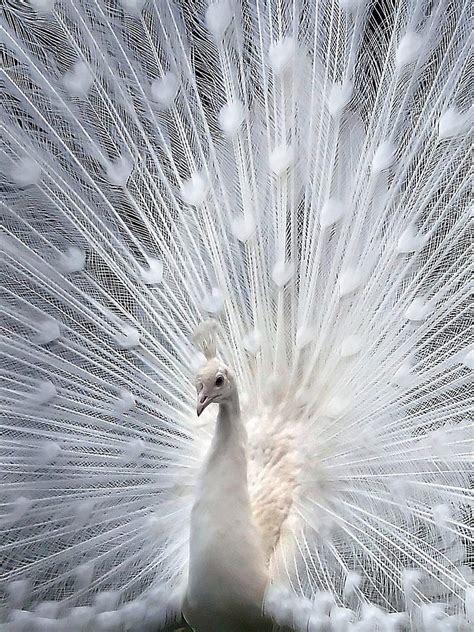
[191,388,253,534]
[186,386,269,629]
[207,391,247,468]
[216,391,242,433]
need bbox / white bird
[0,0,472,631]
[183,324,272,631]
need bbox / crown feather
[192,320,219,360]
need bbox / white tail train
[0,1,472,631]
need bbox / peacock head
[194,358,235,416]
[192,319,236,416]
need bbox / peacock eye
[215,375,224,387]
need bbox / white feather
[268,37,296,75]
[371,141,396,173]
[58,246,86,273]
[405,297,431,321]
[10,157,41,186]
[180,173,208,206]
[34,319,60,344]
[338,0,366,12]
[438,107,471,139]
[28,0,54,13]
[63,61,93,98]
[140,257,164,285]
[339,335,363,358]
[206,1,234,40]
[395,32,424,68]
[328,81,353,117]
[271,259,295,287]
[338,267,363,296]
[396,225,426,253]
[114,325,140,349]
[218,100,245,136]
[105,156,133,187]
[269,143,294,175]
[231,213,256,241]
[119,0,145,15]
[320,198,346,228]
[151,73,179,109]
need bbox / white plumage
[0,0,472,631]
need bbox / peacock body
[0,0,472,630]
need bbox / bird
[183,325,272,631]
[0,0,472,630]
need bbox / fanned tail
[0,0,472,630]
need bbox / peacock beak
[197,393,211,416]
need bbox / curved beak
[197,393,212,417]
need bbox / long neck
[205,391,247,476]
[192,387,265,548]
[187,387,269,617]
